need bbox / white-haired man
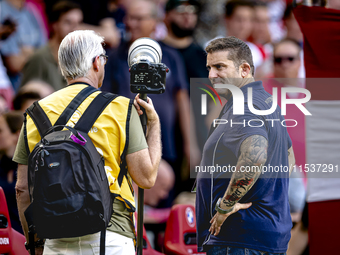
[14,30,162,255]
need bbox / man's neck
[163,34,193,49]
[240,77,255,88]
[225,77,255,101]
[67,77,99,89]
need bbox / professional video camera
[128,38,169,94]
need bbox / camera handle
[138,93,148,133]
[137,93,147,255]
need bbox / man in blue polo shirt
[196,36,295,255]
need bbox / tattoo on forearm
[222,135,268,208]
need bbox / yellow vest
[24,83,136,211]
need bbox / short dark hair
[273,38,302,56]
[3,111,24,134]
[225,0,254,18]
[205,36,255,76]
[49,1,81,24]
[12,91,41,111]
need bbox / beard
[170,22,195,38]
[210,77,243,87]
[210,77,244,99]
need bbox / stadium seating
[164,204,205,255]
[0,187,28,255]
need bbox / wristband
[215,198,234,214]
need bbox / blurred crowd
[0,0,339,253]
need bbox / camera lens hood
[128,37,162,67]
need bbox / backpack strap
[75,92,118,133]
[25,86,98,137]
[100,229,105,255]
[26,102,52,138]
[117,100,133,188]
[54,86,98,126]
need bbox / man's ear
[93,56,100,72]
[240,62,251,78]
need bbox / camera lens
[128,38,162,67]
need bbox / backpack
[24,86,117,255]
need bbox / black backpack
[24,86,117,255]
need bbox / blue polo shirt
[196,81,292,253]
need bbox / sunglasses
[274,56,298,64]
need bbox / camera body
[130,61,168,94]
[128,38,168,95]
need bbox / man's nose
[209,69,218,79]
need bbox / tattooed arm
[220,135,268,210]
[209,135,268,236]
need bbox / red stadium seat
[141,225,164,255]
[134,212,164,255]
[164,204,206,255]
[0,187,28,255]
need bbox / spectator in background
[282,4,303,45]
[272,38,302,79]
[12,90,41,112]
[102,0,191,203]
[262,38,306,222]
[224,0,264,69]
[251,2,271,46]
[0,111,24,234]
[19,79,54,99]
[250,1,273,79]
[194,0,227,48]
[162,0,204,173]
[0,21,16,106]
[163,0,202,54]
[279,4,306,78]
[20,1,83,91]
[106,0,128,39]
[45,0,120,49]
[225,0,253,42]
[0,0,47,90]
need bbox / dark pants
[206,246,286,255]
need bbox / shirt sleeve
[127,106,148,154]
[13,125,29,165]
[226,108,269,158]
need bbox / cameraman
[13,30,162,255]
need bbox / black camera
[130,61,168,94]
[128,38,168,94]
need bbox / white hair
[58,30,105,80]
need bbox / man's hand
[209,202,252,236]
[133,95,159,124]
